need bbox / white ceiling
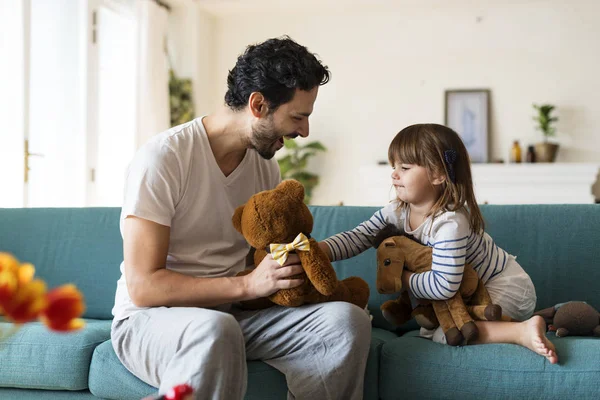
[167,0,551,16]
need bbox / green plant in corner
[169,69,195,127]
[533,104,558,142]
[277,139,327,204]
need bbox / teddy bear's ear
[278,179,305,201]
[232,204,245,233]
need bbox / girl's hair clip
[444,149,457,183]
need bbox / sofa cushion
[364,328,399,400]
[0,319,110,390]
[0,388,96,399]
[88,340,154,400]
[479,204,600,311]
[89,340,298,400]
[89,328,398,400]
[0,207,123,320]
[379,331,600,399]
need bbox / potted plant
[532,103,559,162]
[277,139,326,204]
[169,70,194,127]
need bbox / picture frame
[444,89,490,163]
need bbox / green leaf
[277,154,291,164]
[284,139,299,149]
[532,103,558,137]
[298,152,316,165]
[276,140,326,203]
[277,157,294,178]
[169,69,195,127]
[303,142,327,151]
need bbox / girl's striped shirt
[322,201,510,300]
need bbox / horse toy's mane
[371,224,422,249]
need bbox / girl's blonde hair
[388,123,484,233]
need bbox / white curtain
[135,0,170,148]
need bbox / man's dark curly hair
[225,36,330,112]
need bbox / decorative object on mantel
[277,139,327,204]
[533,103,559,162]
[526,145,536,163]
[444,89,490,163]
[510,140,522,163]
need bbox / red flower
[41,284,86,332]
[0,268,18,310]
[165,384,194,400]
[2,279,47,324]
[1,252,86,335]
[0,253,20,308]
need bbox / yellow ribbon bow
[269,233,311,266]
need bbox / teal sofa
[1,205,599,399]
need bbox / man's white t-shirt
[112,117,281,321]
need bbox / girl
[319,123,557,364]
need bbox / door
[87,0,137,206]
[0,0,87,208]
[27,0,87,207]
[0,0,137,208]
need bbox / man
[111,37,371,400]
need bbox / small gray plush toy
[534,301,600,338]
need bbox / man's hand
[243,253,304,298]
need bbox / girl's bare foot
[518,315,558,364]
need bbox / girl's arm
[319,207,393,261]
[318,241,333,260]
[408,215,470,301]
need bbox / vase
[534,142,559,163]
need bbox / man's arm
[124,216,304,308]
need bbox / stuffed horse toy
[374,225,504,346]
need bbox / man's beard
[250,117,285,160]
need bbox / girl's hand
[402,270,429,305]
[318,241,332,261]
[401,269,413,291]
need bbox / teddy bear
[373,224,504,345]
[232,179,370,310]
[534,301,600,337]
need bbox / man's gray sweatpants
[111,302,372,400]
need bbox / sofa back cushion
[2,204,598,325]
[479,204,600,311]
[0,207,122,319]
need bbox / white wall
[201,0,600,205]
[168,3,216,117]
